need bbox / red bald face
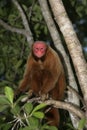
[32,41,47,58]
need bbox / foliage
[0,86,58,130]
[62,118,86,130]
[0,86,86,130]
[70,0,87,17]
[0,34,29,91]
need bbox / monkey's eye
[40,48,44,51]
[35,48,39,51]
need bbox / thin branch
[12,0,29,32]
[0,19,26,35]
[43,99,85,119]
[28,0,36,20]
[12,0,33,45]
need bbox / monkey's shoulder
[47,47,61,63]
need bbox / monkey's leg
[45,107,60,127]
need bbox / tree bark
[48,0,87,117]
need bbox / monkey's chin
[36,56,42,58]
[35,55,45,59]
[35,54,44,58]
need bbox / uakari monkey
[15,41,66,127]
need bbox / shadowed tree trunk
[48,0,87,118]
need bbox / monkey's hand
[39,91,49,101]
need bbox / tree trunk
[48,0,87,117]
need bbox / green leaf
[34,23,40,31]
[82,0,87,6]
[19,127,32,130]
[66,123,74,129]
[0,123,12,130]
[0,105,8,112]
[78,118,86,130]
[41,124,58,130]
[28,117,39,128]
[32,103,47,113]
[41,124,50,130]
[0,60,5,75]
[19,116,40,129]
[24,102,33,115]
[14,60,23,70]
[33,111,44,119]
[44,26,48,35]
[49,126,58,130]
[11,104,20,115]
[4,86,14,104]
[5,70,15,81]
[0,95,10,105]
